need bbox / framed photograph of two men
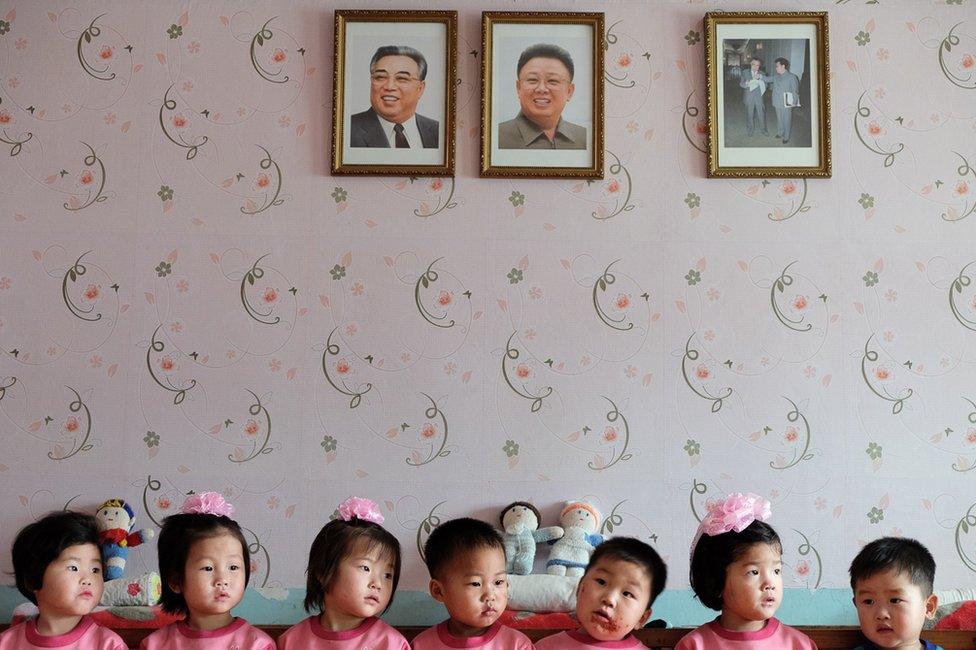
[705,12,832,178]
[331,10,457,176]
[481,12,604,179]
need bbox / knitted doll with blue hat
[95,498,154,581]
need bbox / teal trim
[0,586,859,627]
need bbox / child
[277,497,408,649]
[0,511,126,649]
[535,536,668,648]
[140,492,274,649]
[676,492,817,649]
[849,537,942,650]
[412,517,533,650]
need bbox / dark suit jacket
[349,108,439,148]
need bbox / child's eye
[202,566,214,572]
[861,599,874,605]
[749,569,759,576]
[774,568,781,575]
[91,566,101,574]
[595,578,606,586]
[469,581,481,587]
[623,591,634,599]
[229,564,240,571]
[384,573,394,580]
[67,565,79,572]
[890,598,903,604]
[360,565,370,572]
[494,579,505,587]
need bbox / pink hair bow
[338,497,384,525]
[181,491,235,518]
[690,492,771,554]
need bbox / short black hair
[516,43,575,81]
[304,518,402,613]
[849,537,936,597]
[775,57,790,70]
[689,520,782,611]
[157,512,250,615]
[424,517,504,580]
[585,537,668,609]
[750,56,763,66]
[370,45,428,81]
[12,511,101,604]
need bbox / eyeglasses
[519,75,570,90]
[370,72,421,86]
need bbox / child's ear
[638,607,652,629]
[429,578,445,603]
[168,579,182,595]
[924,593,939,620]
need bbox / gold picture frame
[705,12,831,178]
[481,11,604,179]
[331,10,457,176]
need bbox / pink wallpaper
[1,0,976,600]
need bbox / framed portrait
[332,10,457,176]
[705,12,831,178]
[481,12,604,179]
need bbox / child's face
[175,533,246,625]
[429,545,508,636]
[575,557,652,641]
[324,539,395,623]
[854,568,938,649]
[720,543,782,630]
[35,543,103,620]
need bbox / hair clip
[690,492,771,554]
[181,491,235,518]
[338,497,384,525]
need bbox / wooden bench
[7,625,966,649]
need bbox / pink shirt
[140,618,274,650]
[411,622,533,650]
[674,618,817,650]
[535,629,644,648]
[277,616,409,649]
[0,616,126,650]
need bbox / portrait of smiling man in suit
[350,45,439,149]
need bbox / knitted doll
[500,501,563,575]
[546,501,603,577]
[95,498,154,581]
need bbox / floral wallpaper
[1,0,976,615]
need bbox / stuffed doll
[546,500,603,577]
[499,501,563,575]
[95,498,154,581]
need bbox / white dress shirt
[377,113,422,149]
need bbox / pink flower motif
[814,497,827,511]
[780,181,797,195]
[706,287,720,301]
[7,77,19,89]
[616,53,632,68]
[523,328,536,340]
[792,295,808,311]
[761,357,770,366]
[169,321,182,334]
[335,358,351,374]
[182,81,194,92]
[278,115,291,127]
[695,364,710,380]
[172,114,187,129]
[704,329,716,341]
[98,45,114,60]
[876,48,889,61]
[271,48,286,64]
[443,362,457,375]
[874,87,886,99]
[267,496,280,509]
[784,426,798,443]
[885,289,897,302]
[159,356,175,371]
[955,180,970,197]
[867,121,883,136]
[602,426,618,443]
[227,349,237,359]
[883,330,894,342]
[187,41,201,54]
[580,356,591,366]
[437,290,452,306]
[350,281,365,296]
[874,366,892,381]
[156,497,171,510]
[696,121,708,136]
[269,358,281,372]
[515,363,531,379]
[605,179,620,194]
[345,323,357,336]
[237,106,247,117]
[804,365,816,378]
[181,492,234,517]
[177,279,189,293]
[795,560,810,577]
[615,293,631,310]
[89,355,102,368]
[127,583,141,596]
[624,365,637,378]
[626,121,638,134]
[699,492,772,537]
[255,173,270,189]
[47,346,58,356]
[63,416,80,433]
[0,276,10,291]
[103,112,116,125]
[243,419,259,436]
[79,170,94,185]
[14,37,27,50]
[421,422,437,439]
[529,286,542,300]
[400,352,411,363]
[262,287,278,303]
[337,497,383,524]
[961,53,974,70]
[0,110,11,125]
[429,178,443,192]
[966,428,976,445]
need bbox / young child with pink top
[0,511,126,650]
[140,492,274,650]
[675,493,817,650]
[412,517,533,650]
[277,497,409,649]
[536,536,668,649]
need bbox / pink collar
[25,616,95,647]
[567,628,643,647]
[708,617,780,640]
[176,617,246,638]
[309,615,378,640]
[434,620,501,648]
